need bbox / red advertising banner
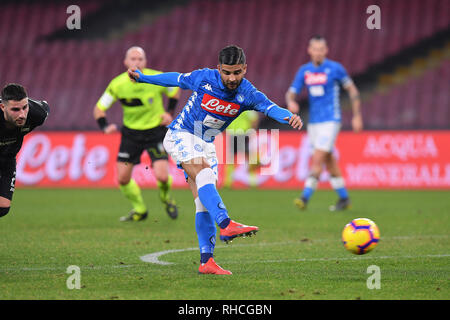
[15,131,450,189]
[16,132,120,187]
[247,131,450,189]
[15,132,189,188]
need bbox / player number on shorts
[9,173,16,192]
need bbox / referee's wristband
[96,117,108,131]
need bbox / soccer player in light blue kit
[286,35,363,211]
[128,45,303,274]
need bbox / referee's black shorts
[117,126,169,165]
[0,158,16,201]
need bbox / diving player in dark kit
[0,83,49,218]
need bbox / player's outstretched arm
[265,104,303,130]
[285,113,303,130]
[127,68,181,87]
[252,91,303,130]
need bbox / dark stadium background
[0,0,449,302]
[1,0,449,188]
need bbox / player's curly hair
[219,45,246,65]
[1,83,27,102]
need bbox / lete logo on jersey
[304,72,328,85]
[201,93,240,117]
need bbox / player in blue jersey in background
[285,35,363,211]
[128,45,303,274]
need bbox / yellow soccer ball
[342,218,380,255]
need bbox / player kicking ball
[128,45,303,275]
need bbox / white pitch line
[1,253,449,273]
[139,241,302,265]
[140,247,198,265]
[139,234,450,266]
[1,235,448,272]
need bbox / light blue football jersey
[289,59,352,123]
[168,68,282,142]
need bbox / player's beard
[312,57,325,66]
[225,79,241,91]
[4,111,26,127]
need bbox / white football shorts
[163,129,218,178]
[307,121,341,152]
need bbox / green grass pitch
[0,188,449,300]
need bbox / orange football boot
[219,220,259,244]
[198,258,232,275]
